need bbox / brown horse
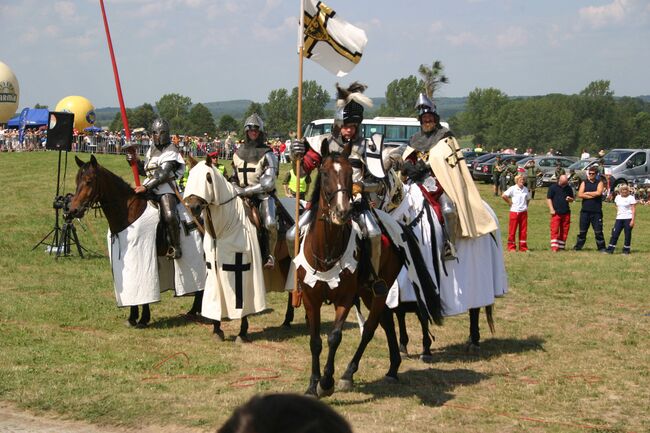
[67,155,202,327]
[297,145,403,397]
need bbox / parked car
[462,150,489,165]
[541,157,597,185]
[469,153,497,180]
[473,154,528,183]
[518,156,578,186]
[600,148,650,188]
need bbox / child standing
[502,174,530,252]
[606,184,636,254]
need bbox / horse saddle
[241,197,262,229]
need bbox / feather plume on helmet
[335,82,373,127]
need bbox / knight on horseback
[231,113,279,269]
[128,117,185,259]
[396,93,460,260]
[288,82,388,294]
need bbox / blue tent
[6,108,49,128]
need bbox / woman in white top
[606,184,636,254]
[502,174,530,252]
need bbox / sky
[1,0,649,110]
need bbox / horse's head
[318,143,353,225]
[68,155,101,218]
[183,168,212,220]
[184,194,207,220]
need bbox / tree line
[449,80,650,155]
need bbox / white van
[303,117,450,144]
[601,148,650,187]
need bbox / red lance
[99,0,141,186]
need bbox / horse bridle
[319,186,351,223]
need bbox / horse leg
[304,296,322,397]
[467,307,480,353]
[395,306,409,355]
[376,305,402,382]
[136,304,150,328]
[418,309,434,363]
[318,304,351,398]
[213,320,225,342]
[187,291,203,316]
[281,292,294,328]
[235,316,251,343]
[339,292,398,391]
[127,306,138,327]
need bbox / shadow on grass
[250,319,361,342]
[330,368,490,407]
[433,336,546,362]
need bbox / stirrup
[443,240,457,261]
[264,255,275,269]
[166,246,182,260]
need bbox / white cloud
[54,1,77,20]
[446,31,482,47]
[578,0,650,28]
[429,21,444,33]
[153,38,177,56]
[495,26,528,48]
[43,25,61,38]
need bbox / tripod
[32,150,91,258]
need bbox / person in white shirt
[502,174,530,251]
[605,184,636,254]
[580,149,591,160]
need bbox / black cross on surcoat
[222,252,251,308]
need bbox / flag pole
[99,0,140,187]
[292,0,306,307]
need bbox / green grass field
[0,151,648,433]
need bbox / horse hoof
[419,354,434,363]
[316,382,334,398]
[125,319,137,327]
[337,378,353,392]
[213,330,225,342]
[235,335,252,344]
[281,321,291,329]
[466,342,481,355]
[398,344,408,355]
[383,374,399,384]
[135,322,149,329]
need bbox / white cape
[389,184,508,316]
[108,202,205,307]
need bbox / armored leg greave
[160,193,182,259]
[260,196,277,268]
[286,208,312,258]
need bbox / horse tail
[485,304,496,335]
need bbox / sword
[99,0,140,187]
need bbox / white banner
[302,0,368,77]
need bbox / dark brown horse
[297,145,403,397]
[67,155,202,327]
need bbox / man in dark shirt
[573,167,606,251]
[547,174,574,251]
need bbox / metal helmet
[335,82,372,126]
[244,113,264,132]
[151,118,171,148]
[415,93,438,120]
